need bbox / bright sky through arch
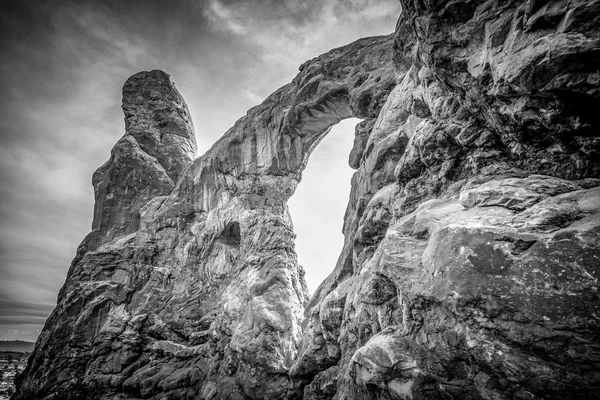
[288,118,360,295]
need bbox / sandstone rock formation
[292,1,600,398]
[90,69,197,249]
[14,1,600,399]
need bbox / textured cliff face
[15,1,600,399]
[293,0,600,399]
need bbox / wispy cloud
[0,300,54,343]
[201,0,401,87]
[0,300,54,319]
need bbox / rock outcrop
[14,1,600,399]
[90,70,197,248]
[292,1,600,399]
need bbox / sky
[0,0,401,342]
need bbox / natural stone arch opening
[288,118,361,294]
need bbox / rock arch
[16,34,401,400]
[135,34,400,398]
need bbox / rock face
[14,1,600,399]
[90,70,197,249]
[292,1,600,399]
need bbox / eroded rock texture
[90,70,197,249]
[293,1,600,399]
[14,1,600,399]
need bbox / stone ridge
[14,1,600,399]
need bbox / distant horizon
[0,340,34,343]
[0,339,35,353]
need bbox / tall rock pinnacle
[90,69,196,248]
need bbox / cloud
[201,0,401,88]
[0,318,49,327]
[203,0,247,35]
[0,300,54,319]
[0,300,54,342]
[242,88,264,104]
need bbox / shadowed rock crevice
[216,221,241,247]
